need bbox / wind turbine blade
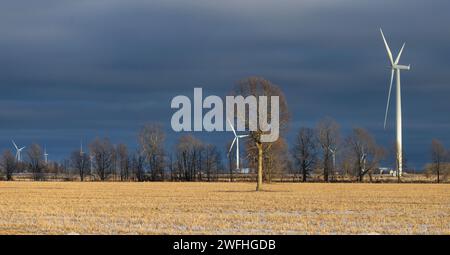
[12,140,18,150]
[227,119,237,136]
[228,137,236,154]
[238,135,249,138]
[395,43,405,64]
[380,28,394,65]
[384,69,395,129]
[20,146,26,150]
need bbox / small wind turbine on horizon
[89,154,94,173]
[227,119,249,170]
[44,146,49,164]
[328,147,337,170]
[12,140,25,162]
[380,28,411,177]
[80,140,84,155]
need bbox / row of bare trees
[0,144,49,181]
[0,76,448,185]
[292,118,385,182]
[170,135,222,181]
[0,125,447,183]
[0,123,223,182]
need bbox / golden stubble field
[0,182,448,234]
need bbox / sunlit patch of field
[0,182,448,234]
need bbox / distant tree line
[1,119,447,183]
[1,77,448,184]
[0,123,224,182]
[292,118,386,182]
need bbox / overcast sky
[1,0,449,168]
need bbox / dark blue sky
[1,0,449,169]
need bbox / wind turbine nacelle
[395,64,411,70]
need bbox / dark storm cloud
[0,0,449,168]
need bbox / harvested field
[0,182,448,234]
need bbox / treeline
[1,120,448,183]
[0,123,224,182]
[291,119,447,183]
[296,119,449,183]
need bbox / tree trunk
[323,153,329,182]
[228,155,233,182]
[302,161,307,182]
[324,168,329,182]
[256,142,263,191]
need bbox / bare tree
[263,138,289,182]
[429,139,447,183]
[1,150,17,181]
[131,149,146,182]
[117,143,130,181]
[175,135,204,181]
[70,150,90,181]
[61,159,72,180]
[340,151,354,179]
[292,127,317,182]
[139,123,166,181]
[346,128,384,182]
[111,147,118,181]
[234,77,289,191]
[316,117,340,182]
[48,161,64,180]
[89,137,115,181]
[26,143,45,181]
[203,144,222,182]
[167,152,175,181]
[226,140,236,182]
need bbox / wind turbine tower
[44,146,49,164]
[328,147,337,171]
[80,140,84,156]
[227,119,249,170]
[380,28,411,177]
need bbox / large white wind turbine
[227,119,249,170]
[12,140,25,162]
[380,28,411,177]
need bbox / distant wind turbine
[227,119,249,170]
[89,154,94,173]
[44,146,49,164]
[80,140,84,155]
[12,140,25,162]
[328,147,337,170]
[380,28,411,177]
